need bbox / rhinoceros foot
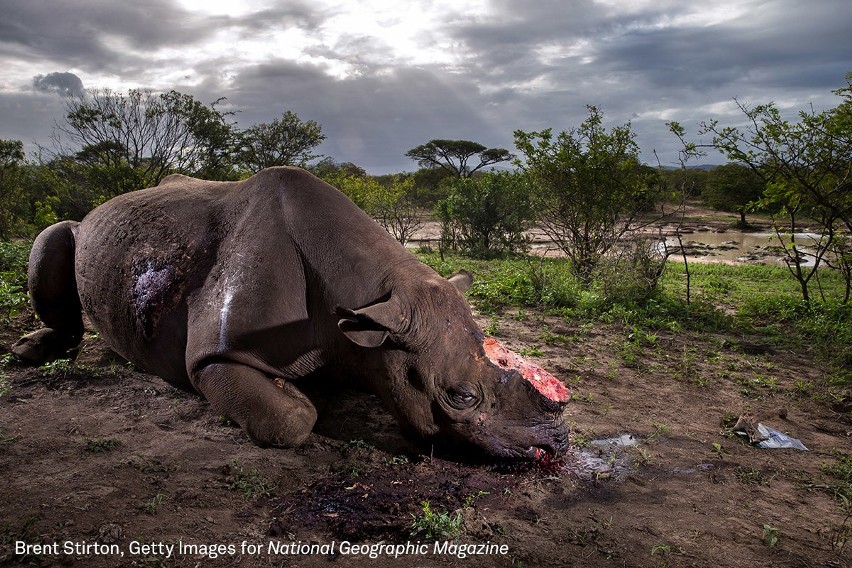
[11,328,74,363]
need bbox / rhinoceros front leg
[192,362,317,447]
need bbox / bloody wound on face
[482,337,571,403]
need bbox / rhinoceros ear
[447,269,473,293]
[335,297,405,349]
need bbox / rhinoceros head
[336,271,570,460]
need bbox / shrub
[437,171,533,257]
[0,241,30,321]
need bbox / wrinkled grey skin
[14,167,568,459]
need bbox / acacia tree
[405,139,512,178]
[514,106,659,283]
[699,74,852,304]
[55,88,237,189]
[237,111,325,172]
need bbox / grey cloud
[1,0,325,79]
[1,0,188,66]
[227,4,327,35]
[0,91,65,153]
[33,72,85,97]
[2,0,849,172]
[225,60,509,172]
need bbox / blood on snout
[482,337,571,403]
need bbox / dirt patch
[1,308,850,567]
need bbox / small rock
[97,523,124,544]
[457,507,494,539]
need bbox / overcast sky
[1,0,850,174]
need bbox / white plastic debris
[590,434,639,448]
[754,424,808,451]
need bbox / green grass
[0,373,10,398]
[417,251,851,404]
[37,359,125,384]
[227,460,274,498]
[409,500,463,539]
[821,451,852,503]
[0,241,30,322]
[763,524,782,547]
[143,492,167,515]
[418,252,583,313]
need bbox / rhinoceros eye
[447,385,479,409]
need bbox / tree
[437,171,533,257]
[658,167,709,204]
[699,74,852,304]
[702,163,765,226]
[310,157,366,179]
[405,139,512,178]
[0,139,26,238]
[326,173,424,245]
[237,111,325,172]
[55,88,238,189]
[324,172,379,211]
[370,176,424,246]
[514,106,659,283]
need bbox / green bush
[437,172,533,257]
[0,241,30,321]
[590,237,668,306]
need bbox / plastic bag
[754,424,808,451]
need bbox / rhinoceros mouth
[530,447,548,460]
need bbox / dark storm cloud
[431,0,852,167]
[449,0,851,98]
[0,91,65,153]
[1,0,190,70]
[227,60,508,172]
[1,0,849,172]
[0,0,322,75]
[587,2,852,96]
[33,72,85,97]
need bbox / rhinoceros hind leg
[193,362,317,447]
[11,328,73,362]
[15,220,84,363]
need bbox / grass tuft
[410,500,464,539]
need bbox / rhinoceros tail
[11,221,84,362]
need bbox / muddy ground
[1,300,850,568]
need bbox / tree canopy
[437,171,533,256]
[56,88,237,187]
[514,106,658,282]
[405,139,512,178]
[237,111,325,172]
[0,139,27,238]
[696,73,852,304]
[702,163,765,225]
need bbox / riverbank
[408,201,822,266]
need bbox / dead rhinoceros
[14,167,569,459]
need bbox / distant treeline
[1,73,850,306]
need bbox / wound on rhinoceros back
[482,337,571,403]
